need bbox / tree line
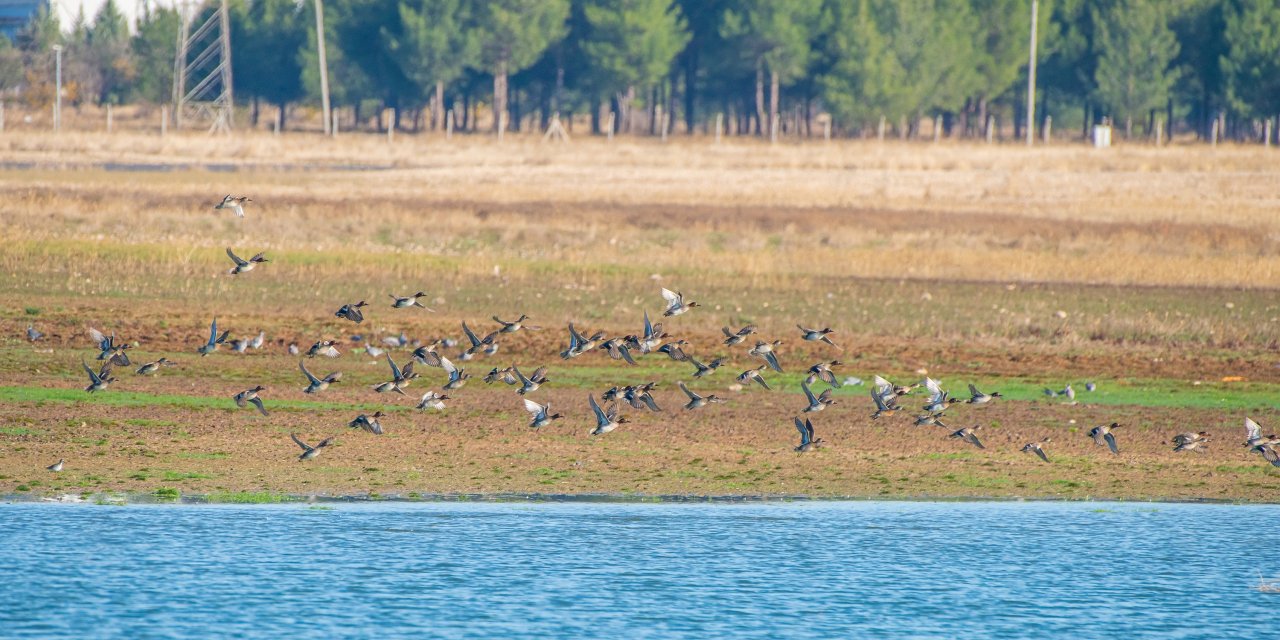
[1,0,1278,141]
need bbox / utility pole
[1025,0,1039,146]
[315,0,331,136]
[52,44,62,132]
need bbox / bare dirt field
[1,131,1278,502]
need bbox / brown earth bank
[2,367,1279,502]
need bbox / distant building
[0,0,44,40]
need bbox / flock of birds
[23,195,1280,474]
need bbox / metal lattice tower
[172,0,234,133]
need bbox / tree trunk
[433,81,443,131]
[590,97,600,134]
[252,97,260,127]
[492,58,508,133]
[511,88,521,132]
[683,49,697,134]
[754,58,765,136]
[977,97,988,139]
[769,69,779,140]
[278,103,286,131]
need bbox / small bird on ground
[737,366,771,390]
[291,433,334,461]
[797,325,840,349]
[794,417,822,452]
[47,459,64,472]
[416,391,450,411]
[197,318,230,356]
[82,358,115,393]
[1089,423,1121,455]
[390,292,433,310]
[661,288,699,316]
[226,247,268,275]
[678,381,724,410]
[950,425,986,449]
[26,326,43,342]
[801,380,837,413]
[300,361,342,394]
[215,194,251,217]
[722,324,756,346]
[523,398,562,429]
[1043,384,1076,404]
[334,301,369,324]
[233,386,268,416]
[135,358,174,375]
[348,412,385,435]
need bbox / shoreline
[3,490,1269,507]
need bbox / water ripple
[0,501,1273,639]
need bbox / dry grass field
[1,130,1278,502]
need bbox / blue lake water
[0,500,1272,638]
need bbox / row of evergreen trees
[1,0,1278,140]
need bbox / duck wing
[290,433,311,451]
[226,247,247,266]
[299,361,322,385]
[678,381,699,401]
[1104,431,1119,455]
[1245,417,1262,441]
[523,398,545,418]
[249,396,268,416]
[588,395,608,425]
[762,351,783,373]
[794,417,811,445]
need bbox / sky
[52,0,168,30]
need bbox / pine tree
[385,0,478,129]
[580,0,689,133]
[89,0,136,104]
[1221,0,1280,121]
[132,2,182,104]
[1092,0,1181,137]
[721,0,822,137]
[469,0,570,132]
[233,0,307,128]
